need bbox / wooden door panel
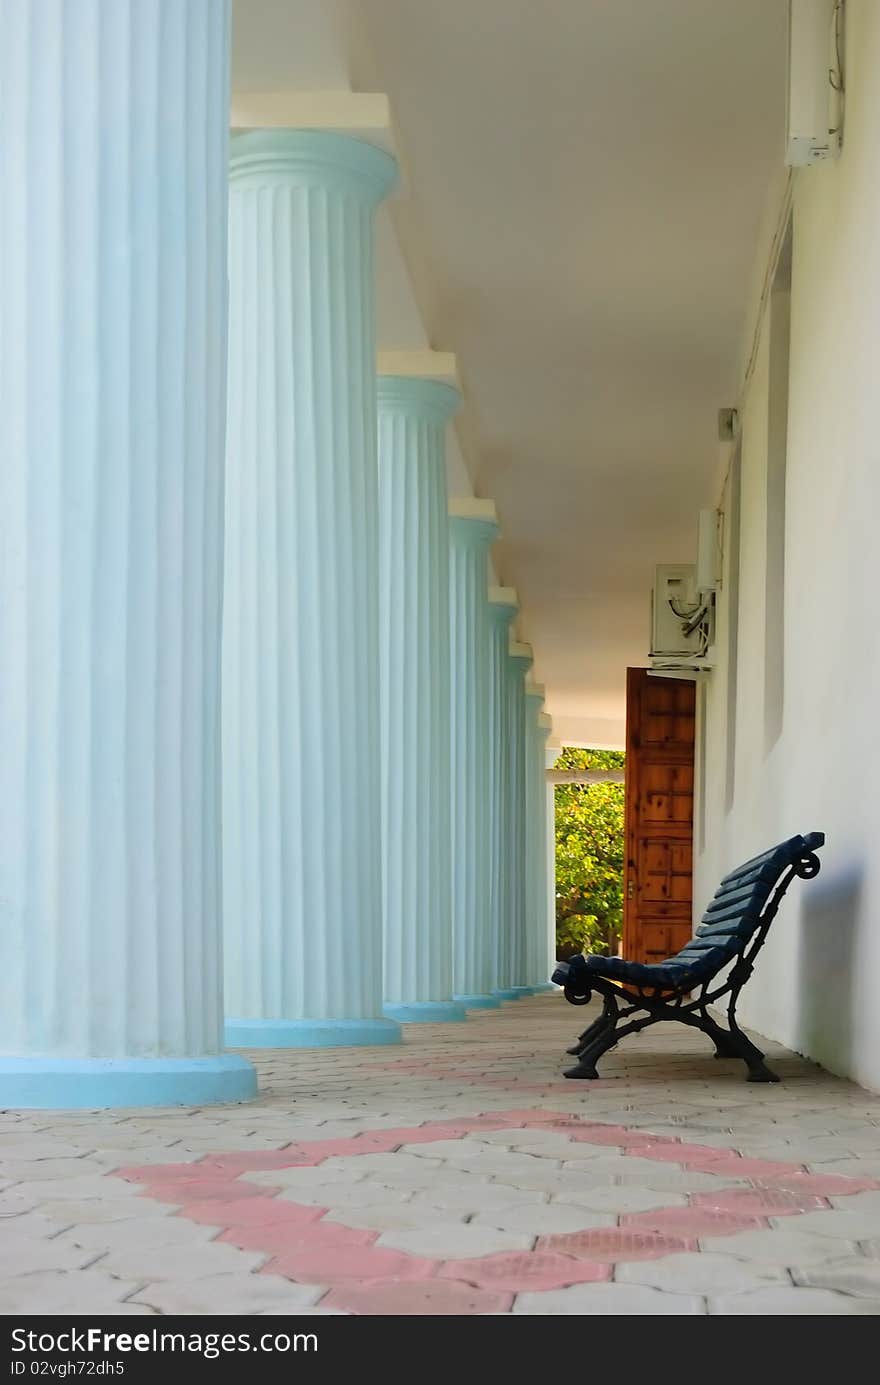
[638,923,689,965]
[636,837,693,906]
[640,680,696,748]
[622,668,695,965]
[640,764,694,826]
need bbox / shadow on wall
[794,854,863,1079]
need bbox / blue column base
[492,986,534,1000]
[453,993,502,1010]
[529,981,558,992]
[383,1000,467,1024]
[0,1055,258,1110]
[225,1017,402,1049]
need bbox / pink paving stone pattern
[437,1252,612,1291]
[111,1103,880,1314]
[323,1280,516,1316]
[621,1208,769,1237]
[537,1228,696,1261]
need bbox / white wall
[696,0,880,1091]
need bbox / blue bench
[552,832,825,1083]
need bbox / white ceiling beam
[546,768,624,784]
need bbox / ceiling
[232,0,788,747]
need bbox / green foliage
[554,747,625,959]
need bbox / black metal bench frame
[557,836,824,1084]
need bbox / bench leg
[566,997,617,1057]
[563,1011,655,1079]
[563,1028,617,1079]
[690,1008,779,1084]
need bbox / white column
[543,724,559,981]
[0,0,255,1107]
[487,588,519,999]
[506,640,535,995]
[524,688,555,990]
[222,129,400,1048]
[379,368,465,1023]
[449,501,500,1009]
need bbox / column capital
[230,129,397,204]
[525,680,546,702]
[509,640,534,673]
[488,585,518,626]
[231,90,397,158]
[377,374,460,424]
[448,497,498,546]
[378,349,459,389]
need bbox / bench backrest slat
[667,832,824,985]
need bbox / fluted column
[525,686,555,990]
[222,129,400,1048]
[485,590,521,1002]
[540,725,559,986]
[449,501,500,1009]
[379,374,465,1023]
[505,640,535,996]
[543,722,559,982]
[0,0,255,1107]
[487,588,520,1000]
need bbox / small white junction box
[785,0,843,166]
[650,565,702,659]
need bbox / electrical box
[650,563,716,676]
[696,508,721,596]
[785,0,843,166]
[650,565,701,659]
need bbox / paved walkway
[2,994,880,1315]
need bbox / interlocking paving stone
[29,1197,178,1224]
[621,1208,766,1237]
[324,1279,514,1315]
[552,1186,688,1214]
[58,1218,222,1250]
[780,1209,880,1239]
[0,1234,100,1273]
[179,1197,324,1227]
[618,1252,788,1294]
[132,1273,325,1315]
[410,1184,544,1210]
[539,1227,694,1261]
[264,1243,434,1284]
[438,1251,611,1291]
[792,1259,880,1297]
[278,1181,414,1208]
[376,1224,532,1258]
[0,1271,152,1315]
[613,1169,750,1192]
[513,1282,705,1315]
[755,1171,880,1196]
[471,1203,614,1235]
[691,1187,829,1216]
[95,1241,268,1280]
[219,1221,378,1253]
[718,1226,865,1271]
[323,1203,465,1231]
[322,1153,442,1174]
[709,1286,880,1315]
[244,1165,361,1189]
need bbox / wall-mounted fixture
[785,0,845,166]
[649,563,715,680]
[717,407,739,442]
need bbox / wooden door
[622,668,695,965]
